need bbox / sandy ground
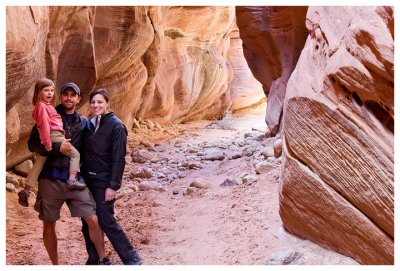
[6,103,358,265]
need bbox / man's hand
[60,139,72,156]
[105,188,116,202]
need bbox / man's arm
[28,125,66,156]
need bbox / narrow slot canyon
[5,6,393,265]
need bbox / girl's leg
[25,155,47,188]
[18,154,46,206]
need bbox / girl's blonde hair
[32,77,55,106]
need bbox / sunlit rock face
[280,6,394,264]
[7,6,266,168]
[227,24,264,111]
[235,6,308,135]
[143,6,236,123]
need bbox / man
[27,82,111,265]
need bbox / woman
[81,88,142,265]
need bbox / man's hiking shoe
[99,256,113,265]
[18,188,30,207]
[66,178,86,190]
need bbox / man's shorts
[34,178,96,222]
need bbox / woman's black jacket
[81,112,128,191]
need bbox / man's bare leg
[83,214,105,259]
[43,221,59,265]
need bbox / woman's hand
[105,188,116,202]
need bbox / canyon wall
[280,6,394,264]
[237,6,394,264]
[236,6,308,135]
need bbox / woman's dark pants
[82,185,142,265]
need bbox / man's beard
[63,104,75,110]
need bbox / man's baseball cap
[60,82,81,96]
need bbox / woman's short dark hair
[89,88,110,102]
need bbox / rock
[235,172,250,185]
[138,181,163,191]
[174,139,185,147]
[262,146,275,159]
[273,139,283,158]
[182,161,202,169]
[6,173,19,187]
[6,183,16,193]
[185,187,197,195]
[189,179,211,189]
[242,174,257,184]
[255,161,277,174]
[18,178,26,188]
[244,138,259,146]
[155,124,164,132]
[178,172,188,179]
[140,140,154,148]
[262,138,275,147]
[115,190,129,200]
[132,119,141,129]
[266,250,302,265]
[266,156,275,163]
[242,146,256,157]
[172,189,180,195]
[220,178,237,187]
[203,149,225,161]
[127,184,139,192]
[143,119,155,130]
[131,149,153,163]
[235,177,244,186]
[150,157,160,163]
[235,140,246,147]
[230,152,242,159]
[14,159,33,177]
[244,131,265,141]
[129,167,153,179]
[187,148,200,154]
[154,145,167,152]
[251,127,265,132]
[155,172,166,179]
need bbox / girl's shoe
[66,178,86,190]
[17,188,30,207]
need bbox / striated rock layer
[6,6,264,168]
[280,7,394,264]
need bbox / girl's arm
[32,103,52,150]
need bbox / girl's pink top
[32,100,65,148]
